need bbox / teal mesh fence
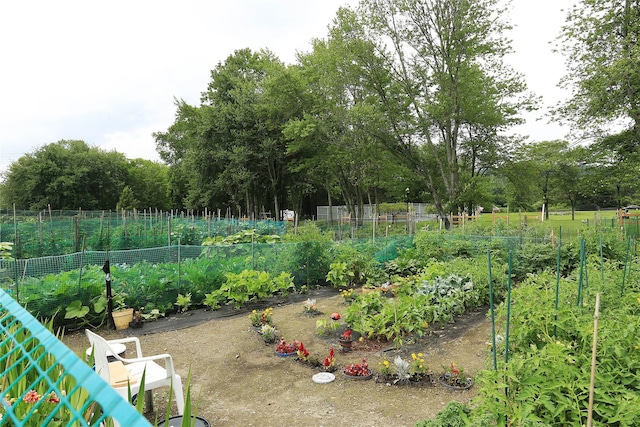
[0,289,151,426]
[0,210,286,258]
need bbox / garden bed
[62,290,489,426]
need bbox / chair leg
[144,390,154,413]
[172,376,185,415]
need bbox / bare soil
[62,289,491,427]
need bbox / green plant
[0,314,106,425]
[175,293,192,313]
[326,261,355,288]
[64,293,108,328]
[315,317,341,336]
[302,298,321,315]
[249,307,273,327]
[260,324,278,343]
[415,402,472,427]
[141,308,164,321]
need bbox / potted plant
[343,358,372,379]
[338,329,353,352]
[438,362,473,390]
[295,342,322,368]
[376,354,434,386]
[274,338,300,357]
[128,308,144,329]
[259,324,278,344]
[248,307,273,328]
[111,292,133,330]
[321,348,337,373]
[302,298,322,316]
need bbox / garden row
[417,242,640,425]
[250,302,474,390]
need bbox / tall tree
[1,140,129,210]
[155,49,293,217]
[556,0,640,146]
[287,16,407,223]
[351,0,533,226]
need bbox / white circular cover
[312,372,336,384]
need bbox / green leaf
[64,300,90,319]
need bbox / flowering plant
[411,352,427,375]
[249,307,273,327]
[440,362,471,388]
[339,329,353,342]
[297,342,310,360]
[322,348,336,370]
[447,362,462,380]
[302,298,321,315]
[260,324,278,343]
[0,315,100,426]
[1,390,66,425]
[378,359,392,376]
[344,358,370,377]
[340,289,356,304]
[275,338,300,354]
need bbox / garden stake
[177,238,181,289]
[559,226,562,249]
[584,238,589,293]
[505,251,512,364]
[487,250,497,371]
[577,238,585,308]
[620,235,631,297]
[599,234,604,288]
[553,244,561,338]
[587,293,601,427]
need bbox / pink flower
[46,392,60,404]
[23,390,41,403]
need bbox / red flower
[297,342,310,358]
[23,390,41,403]
[344,358,369,376]
[323,348,335,367]
[330,312,341,320]
[47,392,60,404]
[450,362,460,376]
[341,330,352,340]
[275,338,300,354]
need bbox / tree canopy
[0,140,170,211]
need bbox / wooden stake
[587,293,601,427]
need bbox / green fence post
[487,250,497,371]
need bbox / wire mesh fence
[0,289,151,426]
[0,209,287,258]
[0,236,414,325]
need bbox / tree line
[1,0,639,223]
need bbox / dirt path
[63,290,491,426]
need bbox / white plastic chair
[85,329,185,415]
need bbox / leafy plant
[175,293,192,313]
[315,317,341,336]
[326,261,355,288]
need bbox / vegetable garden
[2,218,640,425]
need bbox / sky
[0,0,575,175]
